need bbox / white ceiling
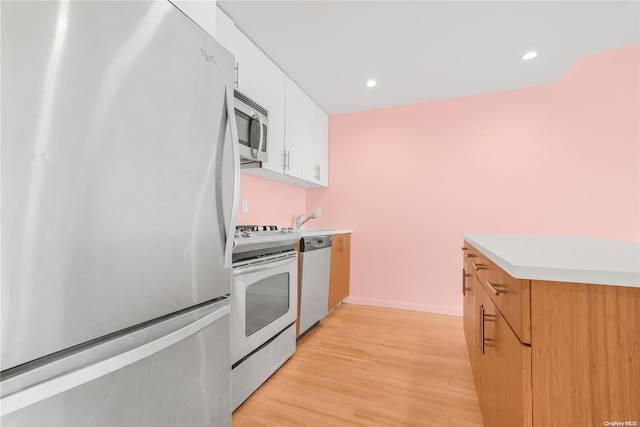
[218,0,640,115]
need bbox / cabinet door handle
[464,252,476,259]
[282,150,287,170]
[479,305,496,355]
[462,269,471,295]
[479,305,485,354]
[471,262,486,271]
[234,62,239,88]
[340,237,345,253]
[284,150,290,170]
[485,280,503,296]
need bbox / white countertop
[299,229,353,238]
[462,234,640,288]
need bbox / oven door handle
[233,255,296,276]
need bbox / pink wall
[244,45,640,316]
[308,45,640,315]
[237,173,306,228]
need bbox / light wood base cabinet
[462,249,477,376]
[476,280,532,427]
[531,280,640,426]
[328,233,351,311]
[462,241,640,427]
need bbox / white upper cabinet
[215,7,328,188]
[283,81,329,187]
[214,8,236,53]
[261,57,286,175]
[234,30,265,104]
[300,92,318,183]
[215,10,264,103]
[300,101,329,187]
[284,77,304,179]
[172,0,217,37]
[316,109,329,187]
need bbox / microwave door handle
[251,113,264,159]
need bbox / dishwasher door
[299,236,332,335]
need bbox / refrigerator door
[1,1,238,370]
[0,299,231,427]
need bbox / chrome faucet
[295,208,320,231]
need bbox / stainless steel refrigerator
[1,1,239,425]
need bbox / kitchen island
[461,234,639,427]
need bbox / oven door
[231,251,297,365]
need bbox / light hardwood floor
[232,304,484,427]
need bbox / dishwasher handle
[301,236,332,252]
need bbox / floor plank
[233,303,484,427]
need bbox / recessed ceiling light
[522,51,538,61]
[366,79,377,87]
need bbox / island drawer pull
[472,262,486,270]
[485,280,503,296]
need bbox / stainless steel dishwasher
[299,235,332,336]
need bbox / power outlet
[241,200,248,214]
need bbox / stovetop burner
[232,224,301,262]
[236,225,295,233]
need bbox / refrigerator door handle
[224,85,240,269]
[0,304,230,417]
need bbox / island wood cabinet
[462,241,640,427]
[475,277,532,427]
[461,247,478,375]
[328,233,351,311]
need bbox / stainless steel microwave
[234,90,268,164]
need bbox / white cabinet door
[281,78,329,187]
[300,103,328,187]
[284,77,303,179]
[215,7,236,53]
[262,57,286,174]
[216,7,265,104]
[173,0,217,38]
[316,109,329,187]
[234,30,265,104]
[300,92,318,183]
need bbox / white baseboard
[343,296,463,317]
